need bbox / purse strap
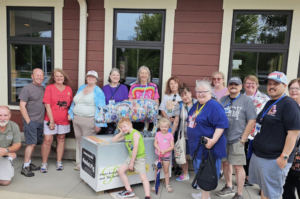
[177,102,185,140]
[192,137,213,163]
[297,138,300,148]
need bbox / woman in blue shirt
[101,68,128,134]
[187,80,229,199]
[68,70,107,170]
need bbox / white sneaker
[191,192,202,199]
[191,192,211,199]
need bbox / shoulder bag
[174,102,186,164]
[291,138,300,177]
[191,138,218,191]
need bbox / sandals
[151,186,156,192]
[151,185,173,193]
[74,164,80,171]
[166,185,173,193]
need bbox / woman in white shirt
[159,76,182,121]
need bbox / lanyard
[259,94,286,123]
[252,90,257,100]
[110,83,120,100]
[141,84,148,98]
[195,102,206,116]
[222,93,241,108]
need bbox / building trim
[103,0,177,97]
[220,0,300,83]
[77,0,87,88]
[0,0,64,109]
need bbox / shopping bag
[174,104,186,164]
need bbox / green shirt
[124,129,145,158]
[0,121,21,148]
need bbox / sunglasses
[173,94,177,101]
[213,78,222,81]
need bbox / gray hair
[108,68,121,83]
[136,66,151,84]
[195,80,213,93]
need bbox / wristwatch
[6,148,9,153]
[240,138,247,143]
[281,154,289,160]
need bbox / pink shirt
[128,82,160,100]
[213,87,228,101]
[155,131,174,157]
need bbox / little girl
[152,118,174,193]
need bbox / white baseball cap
[86,70,98,79]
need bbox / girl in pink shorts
[152,118,174,193]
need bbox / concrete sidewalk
[0,156,265,199]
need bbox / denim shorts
[155,153,171,161]
[23,120,43,145]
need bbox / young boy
[112,117,151,199]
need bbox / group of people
[0,66,299,199]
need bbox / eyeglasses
[213,78,222,81]
[289,87,300,91]
[245,83,257,86]
[195,91,209,95]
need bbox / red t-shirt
[43,84,73,125]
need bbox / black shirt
[253,96,300,163]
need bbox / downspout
[77,0,88,88]
[76,0,87,163]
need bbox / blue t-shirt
[102,84,129,105]
[187,99,229,160]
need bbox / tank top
[124,129,146,158]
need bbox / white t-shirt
[73,91,96,117]
[159,94,182,117]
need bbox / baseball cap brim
[264,77,283,84]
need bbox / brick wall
[172,0,223,95]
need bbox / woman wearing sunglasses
[211,71,229,101]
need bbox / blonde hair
[243,75,259,87]
[118,117,132,126]
[211,71,225,87]
[158,118,171,129]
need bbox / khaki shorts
[222,141,246,165]
[0,157,14,181]
[123,156,147,174]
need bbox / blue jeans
[192,158,221,180]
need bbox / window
[229,11,292,92]
[7,7,54,104]
[113,10,165,91]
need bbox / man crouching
[0,106,21,186]
[112,117,150,199]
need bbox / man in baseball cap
[217,76,257,199]
[264,71,287,85]
[249,71,300,199]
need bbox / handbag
[191,139,218,191]
[291,138,300,177]
[174,103,186,164]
